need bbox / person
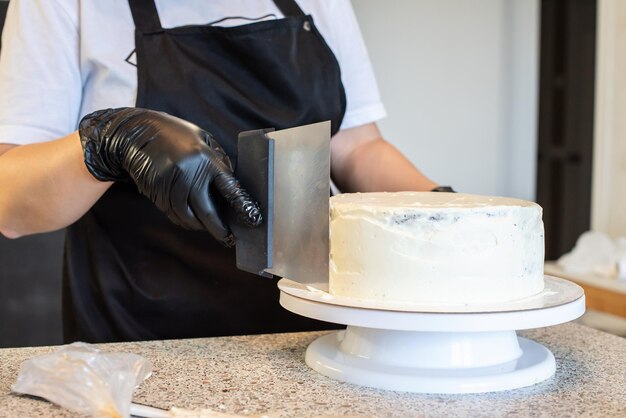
[0,0,442,343]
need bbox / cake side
[329,192,545,305]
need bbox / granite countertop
[0,323,625,417]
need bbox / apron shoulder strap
[128,0,163,33]
[273,0,306,17]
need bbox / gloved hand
[78,107,261,246]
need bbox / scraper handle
[231,128,275,278]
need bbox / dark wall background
[0,0,7,54]
[0,233,64,348]
[0,2,6,34]
[0,0,63,348]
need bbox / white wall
[592,0,626,237]
[352,0,539,199]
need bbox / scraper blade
[232,121,331,291]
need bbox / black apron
[63,0,346,343]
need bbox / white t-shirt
[0,0,386,145]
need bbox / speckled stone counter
[0,323,625,417]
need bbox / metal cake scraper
[230,121,331,291]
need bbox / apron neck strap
[128,0,163,33]
[273,0,305,17]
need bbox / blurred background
[1,0,625,347]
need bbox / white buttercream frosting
[329,192,545,305]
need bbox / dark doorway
[536,0,597,260]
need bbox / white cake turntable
[278,275,585,394]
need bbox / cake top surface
[330,192,540,210]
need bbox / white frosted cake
[329,192,545,305]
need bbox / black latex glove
[78,107,261,246]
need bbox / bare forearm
[0,132,111,238]
[331,123,438,193]
[335,138,437,192]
